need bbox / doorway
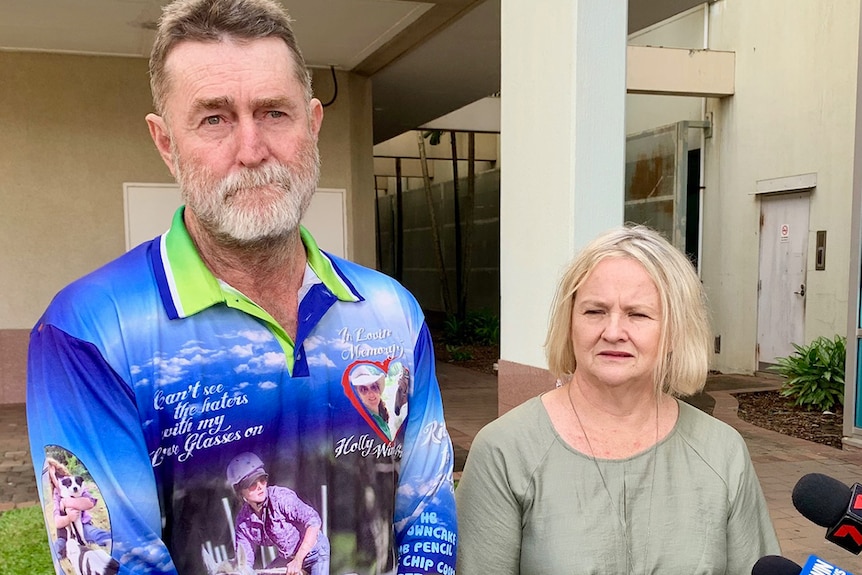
[756,192,810,370]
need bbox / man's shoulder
[326,253,398,283]
[41,241,157,327]
[326,253,418,300]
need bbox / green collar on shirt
[161,206,359,371]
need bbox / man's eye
[204,116,221,125]
[267,111,285,119]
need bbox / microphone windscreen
[751,555,801,575]
[792,473,851,528]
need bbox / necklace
[566,382,659,575]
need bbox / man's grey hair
[149,0,312,116]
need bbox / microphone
[793,473,862,554]
[752,554,856,575]
[751,555,801,575]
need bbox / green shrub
[446,344,473,362]
[443,311,500,347]
[0,505,54,575]
[771,335,846,412]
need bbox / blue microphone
[751,554,856,575]
[800,555,856,574]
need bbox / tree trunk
[459,132,476,319]
[418,131,453,315]
[450,131,464,319]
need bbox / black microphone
[751,555,801,575]
[793,473,862,554]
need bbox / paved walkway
[436,364,862,572]
[5,365,862,570]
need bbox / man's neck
[186,212,307,339]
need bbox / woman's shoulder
[675,400,750,461]
[268,484,298,497]
[470,396,556,457]
[677,400,741,433]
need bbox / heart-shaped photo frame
[341,359,410,444]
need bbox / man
[26,1,457,573]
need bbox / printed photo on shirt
[41,446,119,575]
[201,451,331,575]
[166,441,397,575]
[343,360,410,442]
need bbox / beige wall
[626,5,704,135]
[0,52,172,330]
[624,1,860,374]
[0,52,374,404]
[703,0,860,373]
[312,69,376,268]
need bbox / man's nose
[235,118,269,167]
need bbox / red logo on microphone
[833,525,862,546]
[826,483,862,554]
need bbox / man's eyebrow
[253,96,299,111]
[192,96,233,112]
[189,96,301,116]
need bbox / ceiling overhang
[1,0,713,143]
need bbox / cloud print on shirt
[131,331,284,387]
[304,334,353,369]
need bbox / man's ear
[146,113,176,176]
[308,98,324,138]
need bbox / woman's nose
[601,313,627,340]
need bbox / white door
[756,192,810,369]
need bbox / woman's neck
[542,376,679,459]
[570,371,661,422]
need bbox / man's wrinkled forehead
[160,36,302,105]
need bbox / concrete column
[498,0,626,413]
[843,2,862,444]
[314,69,376,269]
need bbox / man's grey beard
[172,141,320,248]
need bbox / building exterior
[495,0,862,449]
[6,0,862,449]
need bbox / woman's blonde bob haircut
[545,225,711,397]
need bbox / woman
[350,364,392,439]
[227,452,330,575]
[456,225,780,574]
[45,457,112,558]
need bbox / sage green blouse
[455,397,780,575]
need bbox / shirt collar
[156,206,361,319]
